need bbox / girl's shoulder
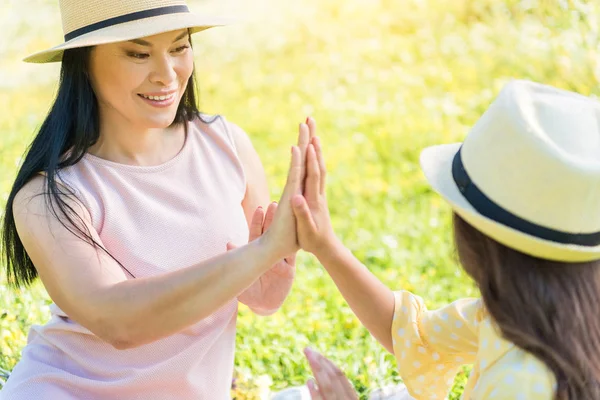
[474,326,556,399]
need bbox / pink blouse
[2,115,251,399]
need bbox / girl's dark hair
[2,35,209,287]
[453,212,600,399]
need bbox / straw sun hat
[421,79,600,262]
[24,0,231,63]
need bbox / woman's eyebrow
[127,31,188,47]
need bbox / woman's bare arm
[14,142,303,350]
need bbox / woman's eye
[127,52,149,60]
[125,45,188,59]
[173,45,190,54]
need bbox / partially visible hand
[228,203,296,312]
[228,202,296,275]
[260,118,316,260]
[304,348,359,400]
[291,125,338,256]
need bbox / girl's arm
[310,236,395,353]
[291,131,395,353]
[292,133,482,400]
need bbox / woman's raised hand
[259,118,316,260]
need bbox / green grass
[1,0,599,398]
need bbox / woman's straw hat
[24,0,230,63]
[421,79,600,262]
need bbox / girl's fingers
[307,379,323,400]
[297,122,311,188]
[305,348,335,399]
[313,136,327,195]
[292,195,318,238]
[314,353,345,398]
[319,355,354,397]
[305,144,321,205]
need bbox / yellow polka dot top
[391,291,557,399]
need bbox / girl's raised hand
[292,123,338,256]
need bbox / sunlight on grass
[1,0,599,398]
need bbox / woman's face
[88,29,193,130]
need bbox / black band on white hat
[64,5,190,42]
[451,146,600,247]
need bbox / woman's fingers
[283,145,302,199]
[306,117,317,143]
[298,120,311,149]
[249,206,265,241]
[263,202,278,231]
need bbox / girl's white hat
[421,79,600,262]
[24,0,231,63]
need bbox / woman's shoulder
[15,172,79,203]
[190,114,258,169]
[13,173,91,233]
[191,113,249,151]
[13,174,46,213]
[188,113,249,189]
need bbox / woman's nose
[149,55,177,86]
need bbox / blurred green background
[1,0,599,398]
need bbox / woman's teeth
[140,93,175,101]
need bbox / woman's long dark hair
[453,212,600,399]
[2,36,208,288]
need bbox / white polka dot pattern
[391,291,480,399]
[391,291,557,399]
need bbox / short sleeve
[391,290,482,399]
[215,114,241,155]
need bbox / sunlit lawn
[1,0,599,398]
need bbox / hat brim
[420,143,600,262]
[24,12,233,63]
